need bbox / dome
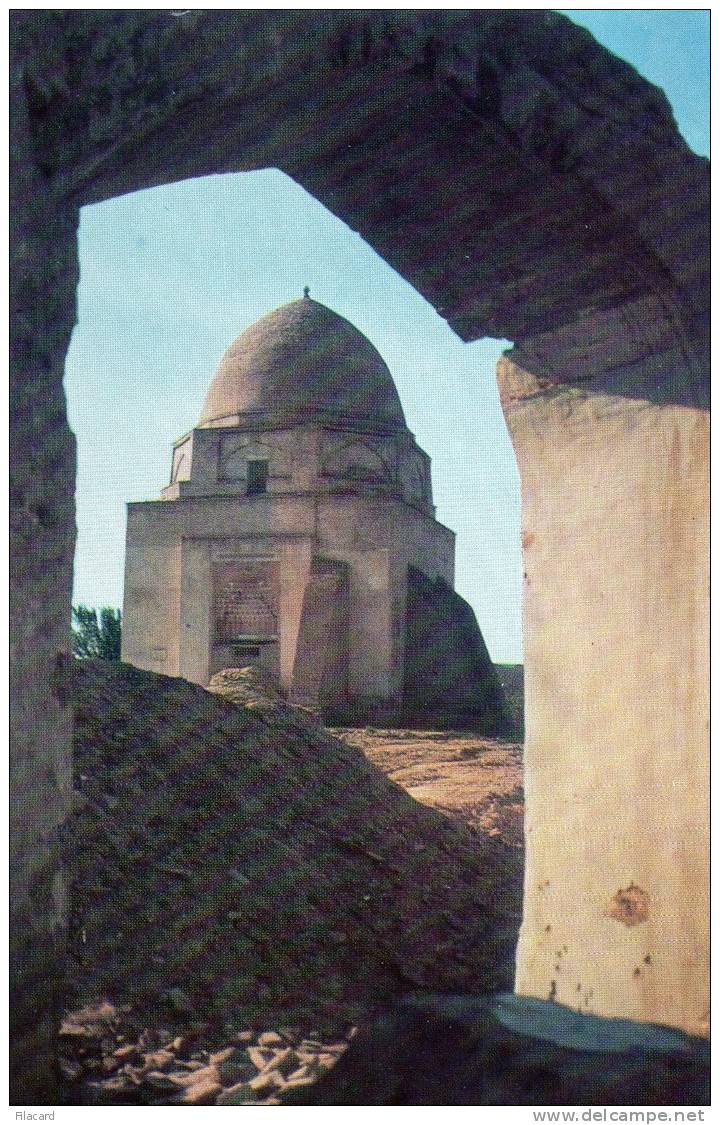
[199,297,407,430]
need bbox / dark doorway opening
[247,459,269,495]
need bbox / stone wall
[291,558,350,711]
[10,27,77,1103]
[123,488,455,710]
[10,9,708,1099]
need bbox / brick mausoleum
[122,293,504,723]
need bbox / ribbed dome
[199,297,407,429]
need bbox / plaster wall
[123,489,450,704]
[347,548,394,700]
[278,539,314,692]
[291,558,349,706]
[139,494,317,539]
[499,356,709,1037]
[122,506,182,674]
[319,568,351,709]
[315,494,454,582]
[314,493,455,698]
[178,539,212,684]
[163,424,435,514]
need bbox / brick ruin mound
[65,660,522,1039]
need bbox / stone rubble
[57,1001,352,1106]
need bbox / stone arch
[218,437,284,482]
[10,10,709,1099]
[399,449,430,506]
[321,438,390,482]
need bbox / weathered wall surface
[123,485,455,711]
[15,11,708,403]
[10,8,708,1099]
[9,33,77,1105]
[499,356,709,1036]
[291,559,349,709]
[404,567,507,729]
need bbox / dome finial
[303,285,310,298]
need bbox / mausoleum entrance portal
[212,558,280,680]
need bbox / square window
[246,459,269,495]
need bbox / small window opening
[247,459,269,495]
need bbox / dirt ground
[332,728,524,849]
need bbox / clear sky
[65,10,709,664]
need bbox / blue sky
[65,10,709,664]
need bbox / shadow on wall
[320,568,514,733]
[401,567,512,733]
[493,664,524,735]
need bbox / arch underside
[16,10,708,403]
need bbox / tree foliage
[72,605,122,660]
